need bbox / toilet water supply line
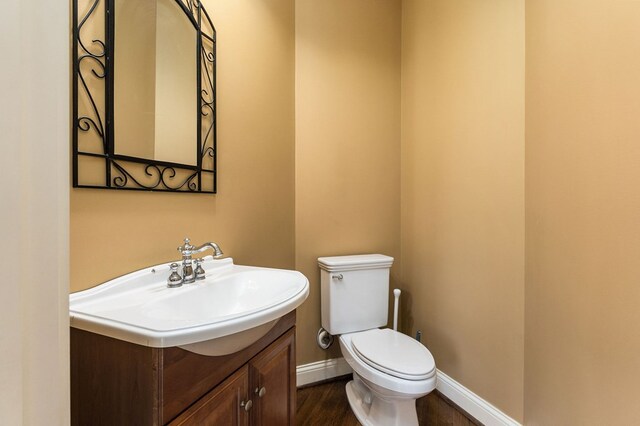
[393,289,424,342]
[394,289,424,342]
[393,289,401,331]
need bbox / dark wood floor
[297,376,480,426]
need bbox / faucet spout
[175,238,225,284]
[194,242,224,259]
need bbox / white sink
[70,257,309,355]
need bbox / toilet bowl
[318,254,437,426]
[339,330,436,426]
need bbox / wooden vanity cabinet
[249,329,296,425]
[169,365,250,426]
[170,329,295,426]
[71,311,296,426]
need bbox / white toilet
[318,254,436,426]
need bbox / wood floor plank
[421,392,440,425]
[437,393,454,425]
[297,376,480,426]
[453,409,473,426]
[297,379,359,426]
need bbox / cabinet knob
[255,386,267,398]
[240,399,253,411]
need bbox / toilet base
[345,376,419,426]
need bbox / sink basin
[70,257,309,355]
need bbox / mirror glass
[114,0,197,166]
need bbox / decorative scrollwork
[78,0,106,57]
[199,10,216,176]
[73,0,216,193]
[111,161,199,191]
[184,0,198,19]
[203,50,215,63]
[202,146,215,159]
[76,0,107,155]
[201,89,214,117]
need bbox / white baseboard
[436,369,521,426]
[296,358,521,426]
[296,357,352,387]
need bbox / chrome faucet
[175,237,224,285]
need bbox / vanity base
[71,311,296,425]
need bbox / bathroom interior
[3,0,640,425]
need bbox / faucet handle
[194,258,205,281]
[167,263,183,288]
[178,237,195,254]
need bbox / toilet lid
[351,329,435,381]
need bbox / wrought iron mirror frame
[73,0,217,193]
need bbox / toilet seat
[350,328,436,381]
[339,331,437,399]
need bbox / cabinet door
[249,328,296,426]
[169,365,250,426]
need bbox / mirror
[114,0,198,166]
[73,0,216,193]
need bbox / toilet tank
[318,254,394,335]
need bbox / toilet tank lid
[318,254,394,272]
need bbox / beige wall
[401,0,525,421]
[71,0,295,291]
[525,1,640,424]
[0,0,69,424]
[295,0,402,365]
